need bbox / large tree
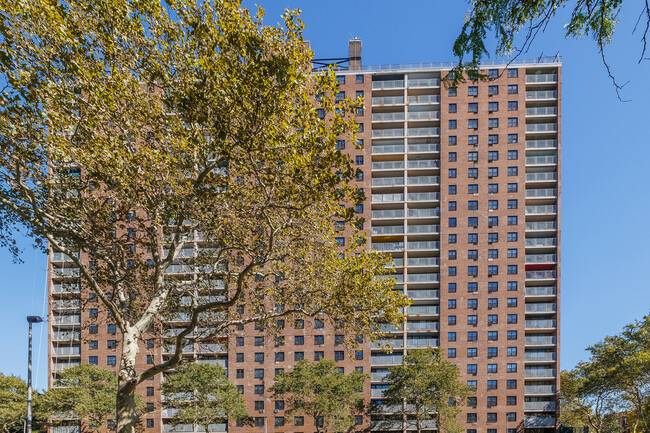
[160,363,249,432]
[0,1,408,432]
[373,348,469,433]
[270,359,367,433]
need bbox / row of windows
[448,330,519,342]
[447,182,518,194]
[448,248,519,260]
[449,118,519,130]
[449,199,519,211]
[447,281,519,293]
[467,412,518,423]
[449,346,519,358]
[448,216,520,228]
[449,101,519,113]
[335,139,364,150]
[465,363,519,374]
[449,313,519,325]
[235,350,364,363]
[448,298,518,309]
[449,84,519,97]
[448,232,518,245]
[236,334,349,347]
[448,133,518,146]
[448,150,519,167]
[335,75,365,85]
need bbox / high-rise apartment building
[48,39,560,433]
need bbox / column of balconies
[523,69,559,428]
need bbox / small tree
[40,364,130,433]
[271,359,367,433]
[160,363,248,432]
[0,373,45,433]
[375,348,469,433]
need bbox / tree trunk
[116,329,140,433]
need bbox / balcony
[526,188,557,199]
[407,192,439,202]
[526,254,557,263]
[406,320,439,330]
[524,417,556,428]
[52,315,81,325]
[407,224,439,234]
[526,368,556,378]
[407,273,439,283]
[407,111,440,121]
[407,241,440,250]
[526,238,557,247]
[408,143,440,153]
[524,385,556,394]
[525,335,557,346]
[407,257,439,267]
[373,128,404,138]
[526,123,558,133]
[526,270,557,280]
[526,139,558,149]
[52,331,80,341]
[408,208,439,218]
[376,274,405,284]
[372,144,405,154]
[387,257,405,267]
[52,362,81,372]
[406,337,439,348]
[526,90,558,100]
[372,339,404,349]
[372,242,404,252]
[407,78,440,88]
[372,80,405,90]
[372,193,405,203]
[407,127,440,137]
[371,371,391,381]
[525,286,557,297]
[372,225,405,235]
[526,303,557,313]
[51,251,80,262]
[526,155,558,165]
[525,351,556,361]
[166,264,194,274]
[526,319,557,329]
[52,267,81,277]
[52,283,81,294]
[407,159,439,169]
[372,112,405,122]
[407,175,439,185]
[408,94,440,104]
[52,299,81,309]
[372,209,405,219]
[371,388,387,397]
[526,221,557,231]
[371,354,404,365]
[525,401,557,411]
[526,106,558,116]
[526,205,557,215]
[372,96,405,106]
[372,161,405,171]
[372,177,405,187]
[53,346,81,356]
[526,172,557,182]
[526,74,558,83]
[407,305,439,314]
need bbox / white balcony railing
[526,188,557,198]
[407,274,439,284]
[372,209,405,219]
[526,286,557,296]
[372,80,405,90]
[372,112,405,122]
[373,128,405,138]
[407,78,440,88]
[372,177,405,186]
[408,143,440,153]
[407,192,439,201]
[526,106,557,116]
[526,155,558,165]
[407,176,439,185]
[372,226,405,235]
[526,172,557,182]
[408,94,440,104]
[526,254,557,263]
[407,224,439,234]
[526,139,558,149]
[527,123,558,133]
[407,159,439,169]
[372,193,405,203]
[407,111,440,121]
[526,90,558,100]
[372,144,405,154]
[407,257,439,267]
[372,161,405,171]
[526,238,557,247]
[526,221,557,231]
[407,241,440,250]
[526,270,557,280]
[372,96,405,106]
[526,303,557,313]
[408,208,439,218]
[408,127,440,137]
[526,74,558,83]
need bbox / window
[508,68,518,78]
[467,348,478,357]
[508,84,518,94]
[488,200,498,210]
[508,216,518,226]
[468,233,478,244]
[355,155,364,165]
[468,200,478,211]
[488,69,499,79]
[488,101,499,112]
[468,217,478,228]
[468,282,478,292]
[487,249,498,259]
[468,266,478,277]
[507,363,518,373]
[146,419,154,429]
[508,166,518,176]
[468,315,478,325]
[449,267,457,276]
[508,281,518,291]
[146,387,154,396]
[468,103,478,113]
[488,282,499,292]
[449,168,457,178]
[507,330,518,340]
[448,332,457,342]
[449,151,457,161]
[255,369,265,379]
[335,237,344,246]
[488,151,499,161]
[448,299,457,309]
[468,119,478,129]
[507,298,518,307]
[507,183,518,192]
[507,395,517,406]
[508,117,518,127]
[355,204,363,214]
[468,86,478,96]
[448,250,457,260]
[448,315,457,325]
[237,385,244,393]
[488,118,498,128]
[449,217,457,227]
[89,356,98,365]
[335,140,345,150]
[508,150,518,160]
[449,120,457,129]
[275,417,285,427]
[449,201,457,211]
[145,355,153,365]
[507,413,517,422]
[89,308,98,318]
[467,413,478,423]
[468,135,478,146]
[255,336,265,346]
[254,384,265,395]
[236,353,244,362]
[507,232,518,242]
[449,136,457,146]
[487,413,497,423]
[468,250,478,260]
[507,379,517,389]
[146,339,154,349]
[336,75,345,84]
[468,168,478,179]
[335,351,345,361]
[449,103,457,113]
[448,283,457,293]
[508,199,518,209]
[448,348,457,358]
[468,151,478,162]
[468,184,478,194]
[488,167,499,177]
[107,324,116,334]
[449,87,457,96]
[488,233,498,243]
[508,101,518,111]
[487,347,498,358]
[294,352,304,361]
[507,265,518,275]
[488,298,499,309]
[487,364,498,374]
[356,170,364,181]
[295,416,305,426]
[508,133,518,143]
[295,336,304,345]
[488,331,498,341]
[449,234,457,243]
[507,313,518,324]
[314,335,325,345]
[467,364,478,374]
[488,314,498,325]
[488,85,499,95]
[356,74,364,83]
[449,185,457,195]
[507,347,517,356]
[468,298,478,309]
[488,216,498,227]
[488,134,499,145]
[355,350,364,360]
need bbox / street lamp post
[26,316,43,433]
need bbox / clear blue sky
[2,0,649,390]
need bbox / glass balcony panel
[526,221,557,230]
[525,286,556,296]
[372,161,405,170]
[526,139,558,149]
[406,274,439,283]
[371,354,404,365]
[408,143,440,153]
[407,78,441,87]
[372,209,405,219]
[406,320,439,330]
[526,74,558,83]
[407,257,439,267]
[407,159,439,169]
[525,238,557,247]
[372,80,405,90]
[526,254,557,263]
[372,193,405,203]
[407,176,439,185]
[372,96,405,106]
[526,123,558,132]
[526,270,557,279]
[408,208,440,218]
[526,303,557,312]
[407,111,440,121]
[407,241,440,250]
[372,225,405,235]
[373,128,405,138]
[526,90,558,99]
[407,192,439,201]
[406,337,439,347]
[526,319,557,328]
[372,144,405,154]
[526,107,558,116]
[524,385,556,394]
[407,127,440,137]
[407,94,440,104]
[407,305,439,314]
[372,242,404,252]
[526,172,557,182]
[372,112,405,122]
[525,188,558,198]
[526,155,558,164]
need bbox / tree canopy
[0,1,408,432]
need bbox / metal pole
[26,321,33,433]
